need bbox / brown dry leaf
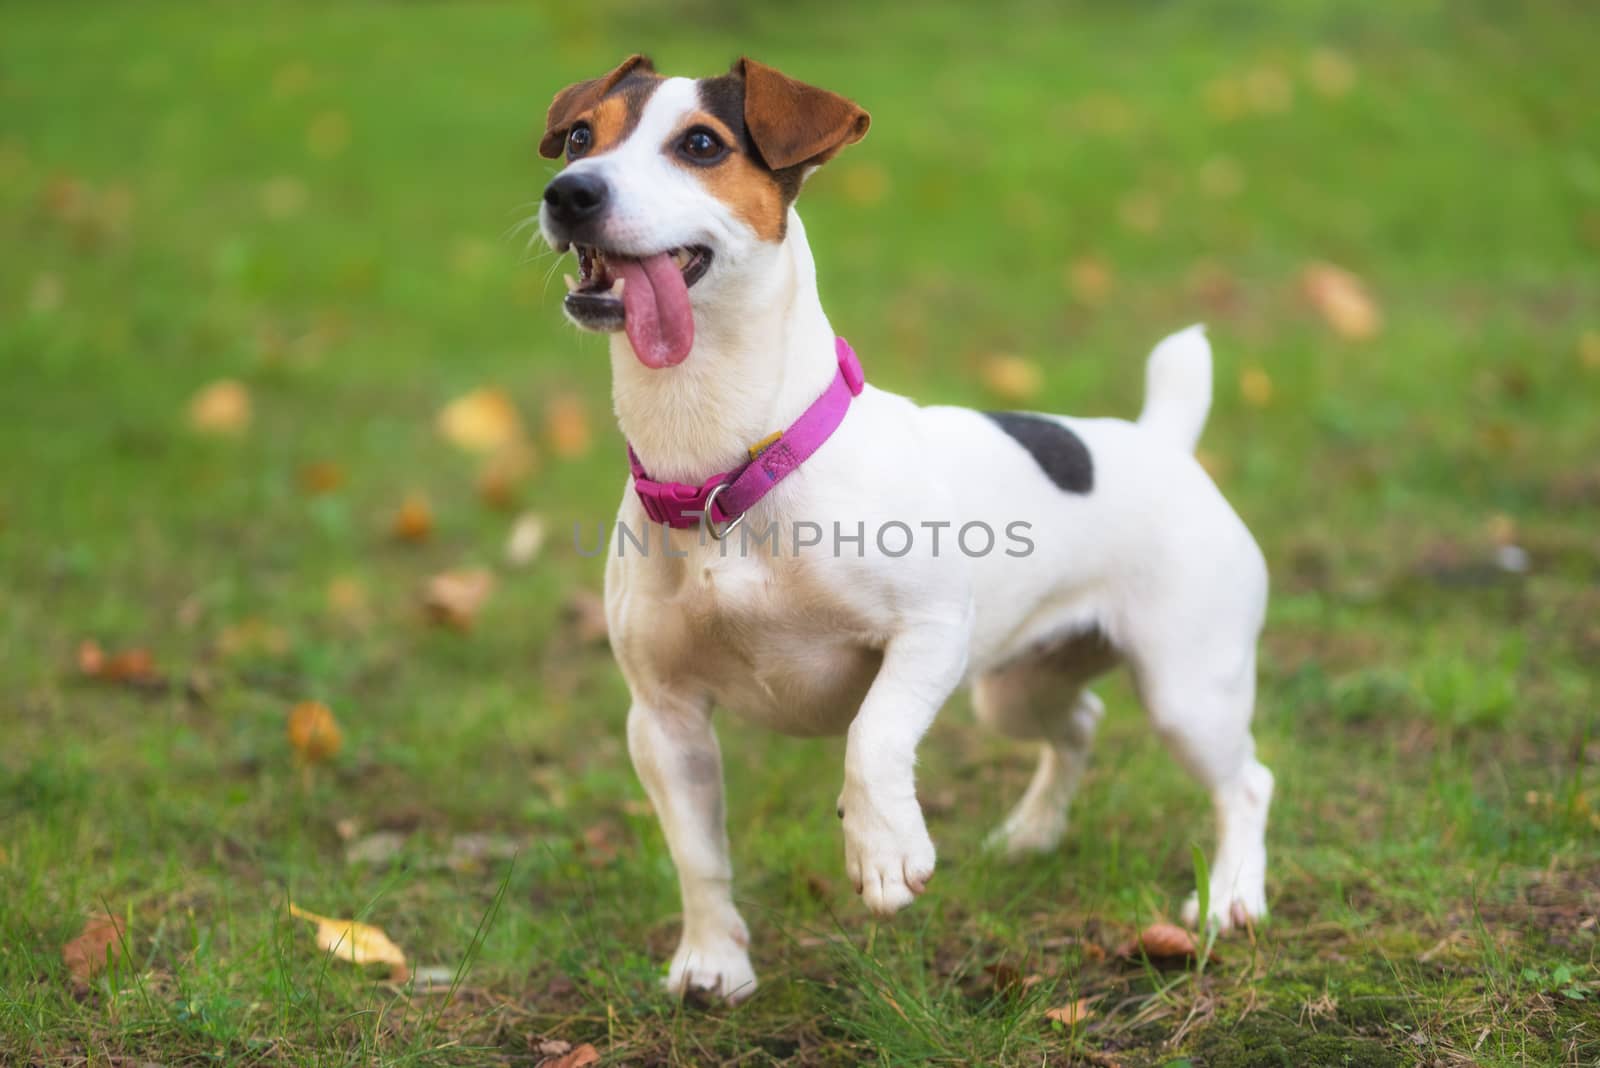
[545,393,593,459]
[477,442,539,509]
[1239,368,1274,408]
[563,589,609,644]
[979,354,1044,403]
[505,512,547,567]
[1044,997,1095,1027]
[984,961,1043,995]
[1301,262,1382,340]
[392,493,434,543]
[288,903,408,980]
[76,639,105,677]
[287,700,343,764]
[326,576,369,625]
[298,461,345,495]
[79,641,161,686]
[188,379,252,435]
[437,388,524,454]
[1065,256,1114,305]
[63,912,124,984]
[543,1044,600,1068]
[423,569,495,630]
[1120,922,1198,962]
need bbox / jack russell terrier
[537,55,1273,1003]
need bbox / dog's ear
[735,58,870,172]
[539,54,654,159]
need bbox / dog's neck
[609,210,839,483]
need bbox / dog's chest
[615,546,882,736]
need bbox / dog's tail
[1137,324,1212,453]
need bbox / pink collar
[627,337,865,535]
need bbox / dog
[536,55,1273,1003]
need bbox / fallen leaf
[506,512,547,567]
[1579,330,1600,370]
[1203,77,1245,121]
[392,493,433,543]
[979,354,1044,403]
[437,388,524,454]
[543,1044,600,1068]
[1301,262,1381,340]
[326,576,369,625]
[1044,997,1095,1026]
[287,700,343,764]
[260,176,308,219]
[217,618,290,660]
[76,639,104,676]
[984,961,1043,995]
[288,903,408,980]
[545,394,592,459]
[307,110,351,158]
[477,442,538,509]
[536,1039,573,1057]
[577,823,620,867]
[1065,256,1114,305]
[188,379,252,435]
[1120,922,1198,963]
[298,461,345,495]
[423,569,495,630]
[63,912,124,984]
[1306,48,1357,98]
[1239,368,1273,408]
[78,641,162,687]
[563,589,608,644]
[838,162,890,205]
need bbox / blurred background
[2,3,1596,1066]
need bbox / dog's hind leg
[627,700,757,1003]
[1132,646,1273,931]
[975,640,1114,856]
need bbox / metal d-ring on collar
[701,482,746,541]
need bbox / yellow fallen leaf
[392,493,434,543]
[1306,48,1357,98]
[287,700,343,764]
[979,354,1044,403]
[188,379,252,434]
[1044,997,1095,1026]
[298,461,345,495]
[545,1044,601,1068]
[62,912,124,985]
[260,176,307,219]
[1239,367,1274,408]
[288,903,408,980]
[838,162,890,205]
[423,569,495,630]
[1579,329,1600,370]
[437,388,524,453]
[1301,262,1382,341]
[217,618,290,660]
[326,576,369,625]
[545,393,593,459]
[1245,65,1294,114]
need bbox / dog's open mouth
[563,245,712,369]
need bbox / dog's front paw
[838,785,936,917]
[665,932,757,1004]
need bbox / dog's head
[537,56,869,369]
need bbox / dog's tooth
[563,274,577,291]
[613,277,626,295]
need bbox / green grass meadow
[2,1,1597,1064]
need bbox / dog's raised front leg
[838,620,970,917]
[627,701,756,1002]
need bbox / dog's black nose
[543,172,609,228]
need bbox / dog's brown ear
[539,54,654,159]
[736,58,870,171]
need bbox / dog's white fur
[543,77,1272,1003]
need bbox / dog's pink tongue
[616,253,693,368]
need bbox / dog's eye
[678,127,726,164]
[566,123,593,160]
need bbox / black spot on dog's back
[985,412,1094,494]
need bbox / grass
[1,0,1597,1064]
